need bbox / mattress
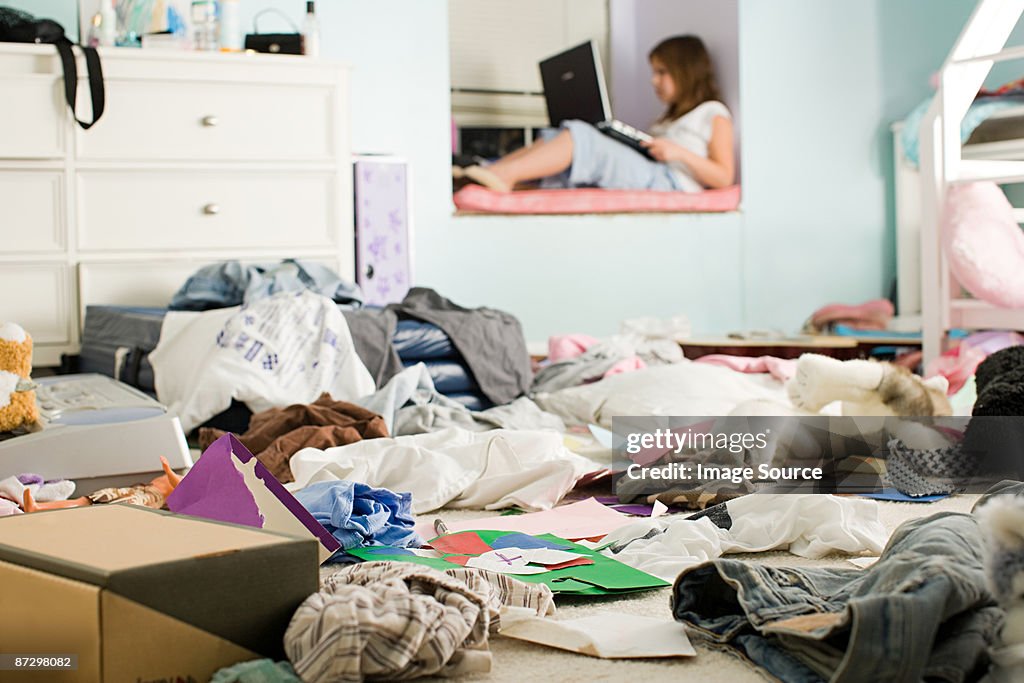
[966,111,1024,145]
[76,305,487,408]
[452,184,741,214]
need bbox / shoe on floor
[463,165,512,193]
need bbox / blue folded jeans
[673,503,1006,682]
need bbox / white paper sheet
[498,612,697,659]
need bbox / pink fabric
[548,334,599,363]
[604,357,647,377]
[809,299,894,332]
[695,354,798,383]
[926,331,1024,394]
[453,184,741,214]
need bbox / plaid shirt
[287,561,554,681]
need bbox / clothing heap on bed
[30,263,1024,682]
[74,264,522,429]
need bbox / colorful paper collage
[347,529,668,596]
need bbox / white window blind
[449,0,609,127]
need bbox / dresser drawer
[0,77,65,159]
[0,171,64,252]
[77,170,338,251]
[0,264,71,344]
[76,80,334,162]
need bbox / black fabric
[0,7,105,129]
[387,288,531,406]
[686,501,734,530]
[974,346,1024,396]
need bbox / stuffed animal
[976,493,1024,681]
[786,353,952,417]
[0,322,39,432]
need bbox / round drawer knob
[201,115,220,127]
[202,203,221,215]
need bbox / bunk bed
[916,0,1024,364]
[893,103,1024,322]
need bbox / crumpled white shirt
[599,494,887,581]
[288,427,605,513]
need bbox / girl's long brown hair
[650,35,722,122]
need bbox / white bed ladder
[919,0,1024,366]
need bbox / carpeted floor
[322,494,980,683]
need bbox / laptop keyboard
[596,120,654,159]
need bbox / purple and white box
[354,156,413,306]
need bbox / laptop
[538,40,653,159]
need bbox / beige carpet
[322,494,980,683]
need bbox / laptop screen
[538,40,612,127]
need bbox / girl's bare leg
[487,130,573,187]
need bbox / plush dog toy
[787,353,952,417]
[0,323,39,432]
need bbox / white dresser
[0,44,352,366]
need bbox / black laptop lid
[538,40,610,127]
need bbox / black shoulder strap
[53,39,105,130]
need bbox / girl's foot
[463,165,512,193]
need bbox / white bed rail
[919,0,1024,365]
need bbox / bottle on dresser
[302,1,320,57]
[191,0,219,51]
[219,0,242,52]
[98,0,116,47]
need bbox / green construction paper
[346,530,668,596]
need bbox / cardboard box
[0,504,319,683]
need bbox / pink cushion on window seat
[453,184,741,214]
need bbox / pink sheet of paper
[416,498,635,541]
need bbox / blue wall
[17,1,1022,342]
[435,0,1000,340]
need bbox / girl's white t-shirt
[649,100,731,192]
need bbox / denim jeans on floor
[673,508,1004,682]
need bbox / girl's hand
[641,137,685,163]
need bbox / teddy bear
[0,322,39,432]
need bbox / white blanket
[534,362,789,428]
[288,427,605,513]
[150,291,375,432]
[598,494,886,580]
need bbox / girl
[456,35,734,193]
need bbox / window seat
[453,184,741,215]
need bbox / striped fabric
[286,561,554,682]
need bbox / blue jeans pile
[672,487,1018,682]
